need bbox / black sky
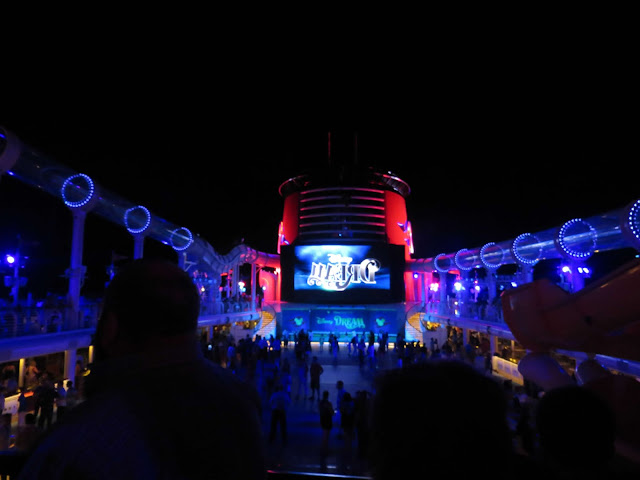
[1,112,636,298]
[0,33,637,298]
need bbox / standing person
[484,350,493,375]
[64,380,79,410]
[367,342,376,371]
[339,392,356,472]
[309,356,324,402]
[296,355,309,401]
[335,380,346,439]
[357,336,366,368]
[17,388,34,426]
[331,335,339,363]
[335,380,346,411]
[34,375,58,430]
[319,390,334,469]
[24,360,39,389]
[226,340,236,371]
[54,381,67,423]
[269,383,291,446]
[17,258,266,480]
[272,335,282,367]
[2,364,18,395]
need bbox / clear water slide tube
[0,126,280,275]
[407,201,640,274]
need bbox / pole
[11,250,20,307]
[251,263,257,311]
[133,234,145,259]
[67,209,87,329]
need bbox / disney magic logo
[307,253,380,291]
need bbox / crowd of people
[196,320,640,477]
[217,323,640,478]
[2,258,639,479]
[1,362,80,453]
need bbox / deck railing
[0,451,373,479]
[0,299,262,340]
[0,303,100,339]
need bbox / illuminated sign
[315,313,367,330]
[307,308,399,333]
[283,310,310,331]
[294,245,390,293]
[280,243,405,304]
[307,253,381,291]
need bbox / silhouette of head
[370,360,513,478]
[536,384,616,473]
[94,258,200,361]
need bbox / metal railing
[0,298,265,340]
[424,299,505,324]
[0,303,100,339]
[0,451,373,480]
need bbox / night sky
[0,52,637,299]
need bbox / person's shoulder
[20,401,162,479]
[20,394,137,467]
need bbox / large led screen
[280,244,405,304]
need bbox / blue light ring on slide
[124,205,152,234]
[61,173,97,209]
[0,127,22,173]
[454,248,476,271]
[434,253,453,273]
[621,199,640,251]
[480,242,504,269]
[554,218,597,260]
[511,233,542,266]
[170,227,194,251]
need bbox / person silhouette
[319,390,334,469]
[519,351,640,474]
[535,384,617,477]
[268,383,291,446]
[18,258,266,479]
[309,356,324,401]
[368,360,543,479]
